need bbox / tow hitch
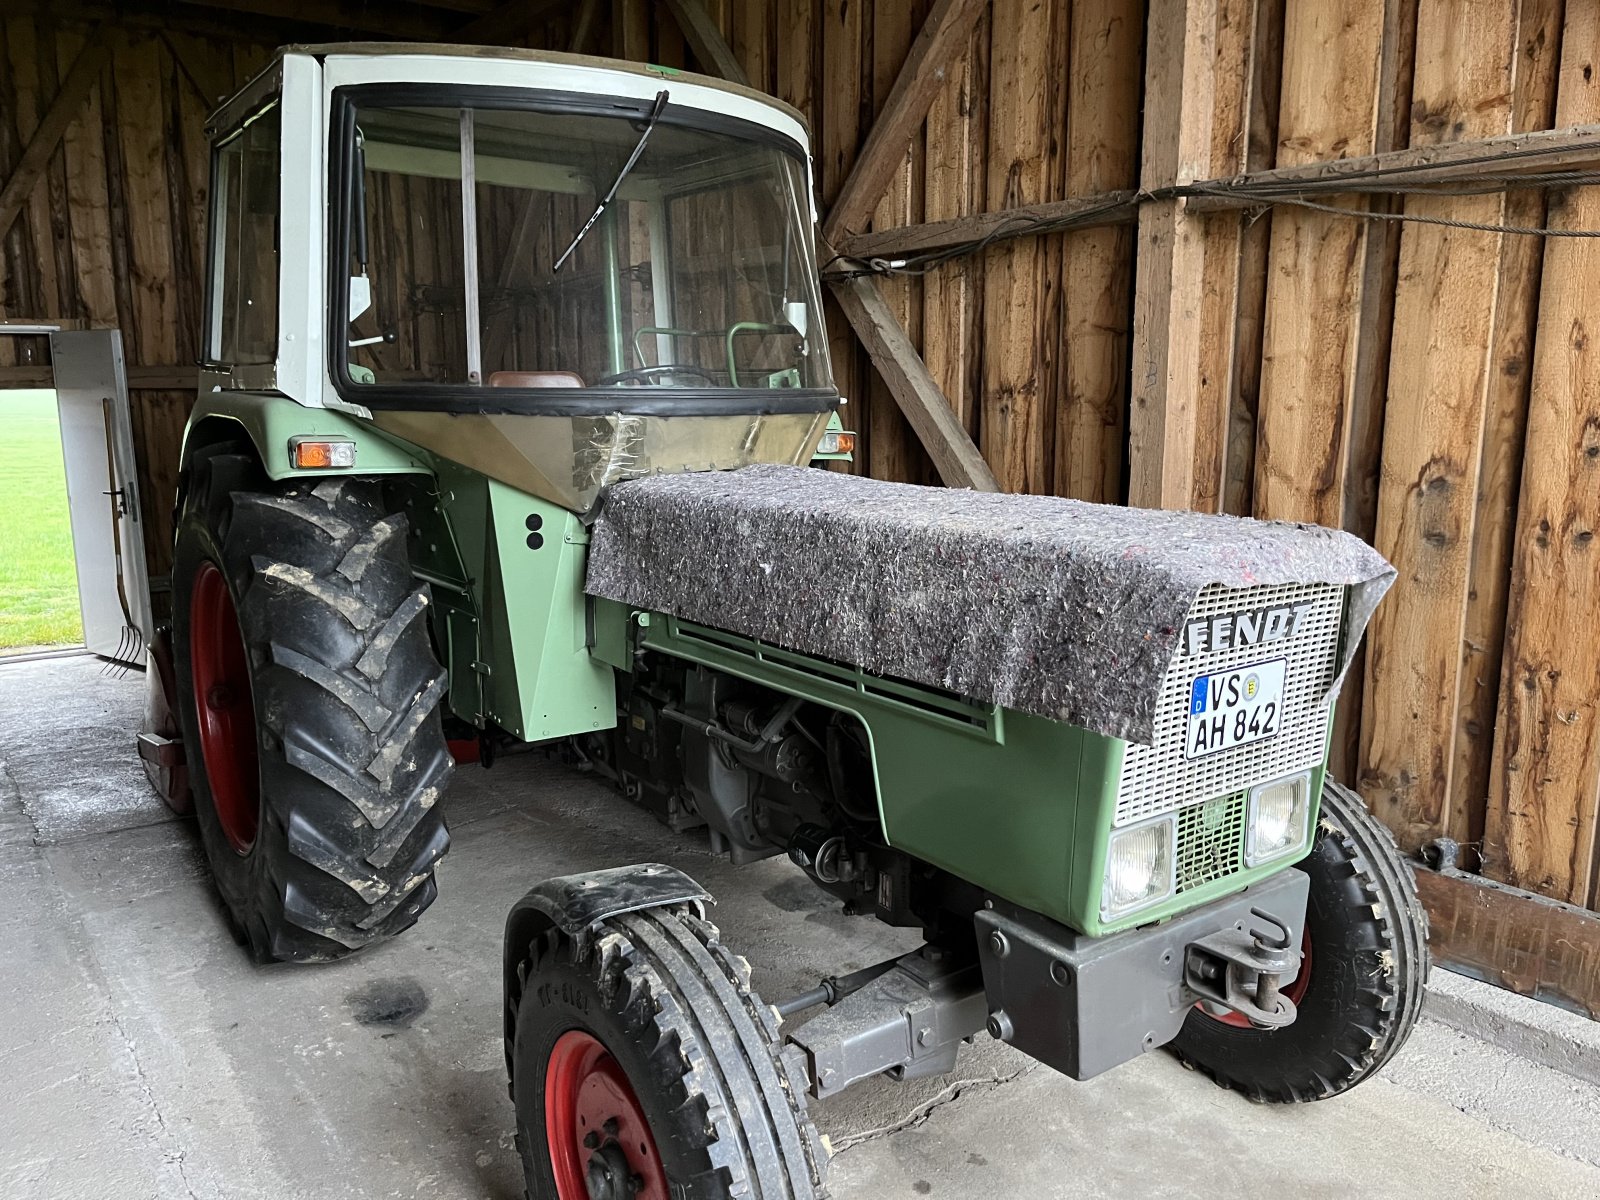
[1184,908,1304,1029]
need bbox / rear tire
[1169,778,1429,1101]
[172,450,452,962]
[509,907,828,1199]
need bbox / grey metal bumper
[976,869,1310,1080]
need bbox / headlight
[1246,771,1312,866]
[1101,814,1175,919]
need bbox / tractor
[140,44,1429,1199]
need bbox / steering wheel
[596,365,716,387]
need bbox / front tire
[1169,778,1429,1101]
[172,452,453,962]
[508,907,828,1199]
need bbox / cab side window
[208,105,281,366]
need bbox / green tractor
[143,44,1428,1199]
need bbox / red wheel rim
[1201,929,1313,1029]
[545,1030,668,1200]
[189,560,261,853]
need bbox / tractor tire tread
[173,462,452,963]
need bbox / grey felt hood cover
[585,465,1394,744]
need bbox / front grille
[1115,581,1343,828]
[1176,792,1246,892]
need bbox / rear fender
[181,392,430,483]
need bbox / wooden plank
[775,0,816,125]
[1127,0,1257,511]
[612,0,649,61]
[978,0,1061,495]
[1221,0,1285,518]
[113,33,180,369]
[53,26,115,331]
[1185,0,1259,515]
[1450,0,1566,870]
[0,29,106,243]
[1362,0,1520,854]
[1057,0,1142,505]
[1253,0,1401,529]
[661,0,750,86]
[1414,861,1600,1020]
[819,0,866,469]
[920,7,986,437]
[864,0,931,485]
[1485,4,1600,907]
[162,29,237,111]
[9,18,67,325]
[451,0,567,44]
[177,0,457,40]
[829,275,999,492]
[568,0,603,54]
[730,0,770,93]
[821,0,987,246]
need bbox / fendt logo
[1182,602,1317,656]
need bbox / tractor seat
[487,371,586,388]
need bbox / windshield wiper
[554,90,670,272]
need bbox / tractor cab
[203,45,839,509]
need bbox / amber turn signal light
[289,437,357,469]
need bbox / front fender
[501,864,712,1070]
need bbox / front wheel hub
[546,1030,668,1200]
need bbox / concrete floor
[4,654,1600,1200]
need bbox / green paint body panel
[395,452,615,744]
[597,602,1324,934]
[183,392,1324,937]
[181,392,428,478]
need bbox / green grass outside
[0,390,83,651]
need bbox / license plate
[1186,659,1286,759]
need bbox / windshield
[339,97,833,396]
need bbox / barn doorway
[0,329,151,664]
[0,387,82,655]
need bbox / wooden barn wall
[1,1,1598,915]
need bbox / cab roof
[274,42,810,134]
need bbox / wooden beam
[1485,4,1600,908]
[0,32,106,245]
[0,364,197,389]
[1415,860,1600,1020]
[1362,0,1520,854]
[838,192,1139,261]
[1185,121,1600,212]
[820,0,987,247]
[829,276,999,492]
[661,0,750,86]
